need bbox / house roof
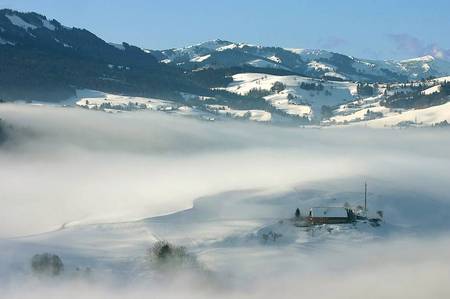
[310,207,348,218]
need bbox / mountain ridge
[151,39,450,83]
[0,8,208,102]
[1,9,450,128]
[1,8,449,103]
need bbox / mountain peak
[189,39,234,50]
[0,8,59,32]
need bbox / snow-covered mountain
[1,9,450,127]
[0,9,206,102]
[151,39,450,83]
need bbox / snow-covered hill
[219,72,450,126]
[322,76,450,127]
[224,73,358,120]
[39,76,450,127]
[152,39,450,83]
[72,89,272,122]
[0,9,207,102]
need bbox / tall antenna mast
[364,181,367,216]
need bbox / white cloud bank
[1,103,450,237]
[1,103,450,298]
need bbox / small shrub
[246,88,271,98]
[364,109,383,120]
[300,82,324,91]
[433,120,450,127]
[148,241,199,270]
[31,253,64,276]
[0,119,6,144]
[270,81,286,93]
[357,83,375,96]
[321,105,334,119]
[261,231,283,243]
[287,93,295,101]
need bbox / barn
[308,207,352,224]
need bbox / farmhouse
[308,207,353,224]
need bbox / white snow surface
[328,96,450,128]
[284,48,333,60]
[216,43,238,51]
[226,73,357,119]
[400,55,435,63]
[326,76,450,127]
[54,38,71,48]
[324,71,347,80]
[191,54,211,62]
[206,104,271,122]
[41,18,55,31]
[421,85,441,95]
[72,90,269,123]
[361,102,450,128]
[109,43,126,50]
[247,59,281,69]
[307,60,334,72]
[0,37,15,45]
[74,89,177,112]
[6,14,37,30]
[267,55,282,63]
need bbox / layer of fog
[1,103,450,237]
[2,103,450,298]
[2,236,450,299]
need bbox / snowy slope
[225,73,357,119]
[399,55,450,79]
[323,76,450,127]
[75,89,179,112]
[357,102,450,128]
[3,177,450,290]
[73,89,272,122]
[206,104,271,122]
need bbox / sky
[1,0,450,60]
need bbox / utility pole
[364,181,367,217]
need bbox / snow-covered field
[351,101,450,128]
[206,104,271,122]
[324,79,450,127]
[71,90,273,123]
[1,103,450,298]
[226,73,358,119]
[222,73,450,127]
[74,89,179,112]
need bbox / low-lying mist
[2,236,450,299]
[1,103,450,237]
[1,103,450,298]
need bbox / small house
[308,207,352,224]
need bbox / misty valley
[1,4,450,299]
